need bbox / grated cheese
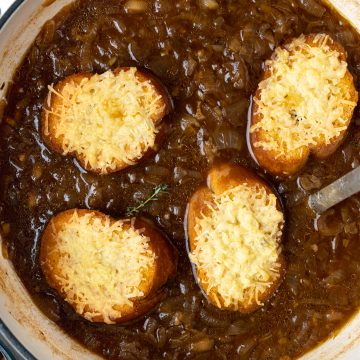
[53,211,155,324]
[45,68,165,172]
[250,34,357,158]
[189,184,284,308]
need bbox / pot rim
[0,0,24,30]
[1,1,360,359]
[0,4,37,359]
[0,321,35,360]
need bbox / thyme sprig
[126,183,169,217]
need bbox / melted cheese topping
[190,184,284,309]
[45,68,165,172]
[53,212,155,324]
[251,34,357,158]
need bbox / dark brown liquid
[1,0,360,359]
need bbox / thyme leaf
[126,183,169,217]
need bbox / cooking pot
[1,0,360,359]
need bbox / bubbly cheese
[251,34,357,158]
[44,68,165,172]
[189,184,284,308]
[53,211,155,324]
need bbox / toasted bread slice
[40,209,177,324]
[42,67,173,175]
[186,163,285,312]
[249,33,358,176]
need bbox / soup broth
[1,0,360,359]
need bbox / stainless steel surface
[308,166,360,213]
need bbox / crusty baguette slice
[42,67,173,175]
[187,163,285,312]
[40,209,177,324]
[249,33,358,176]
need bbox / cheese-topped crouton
[42,67,173,174]
[40,209,177,324]
[249,33,358,176]
[187,163,285,312]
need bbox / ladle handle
[308,166,360,214]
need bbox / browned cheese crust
[250,34,358,177]
[41,67,173,175]
[40,209,177,323]
[187,163,285,312]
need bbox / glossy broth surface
[2,0,360,359]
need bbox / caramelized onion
[212,127,243,151]
[183,57,198,77]
[236,337,258,355]
[199,0,219,10]
[344,222,358,234]
[144,317,158,333]
[156,327,167,347]
[324,310,344,322]
[199,308,230,327]
[200,102,222,127]
[227,319,248,336]
[321,270,346,287]
[145,165,170,177]
[316,210,344,236]
[124,0,147,13]
[225,99,249,127]
[197,72,219,94]
[37,20,55,46]
[299,174,321,191]
[180,114,200,131]
[298,0,326,17]
[148,55,178,82]
[190,337,214,352]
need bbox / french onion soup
[1,0,360,359]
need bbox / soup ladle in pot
[308,166,360,214]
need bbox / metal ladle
[308,166,360,214]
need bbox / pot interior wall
[0,0,360,359]
[0,2,100,358]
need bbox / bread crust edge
[40,209,177,324]
[41,68,173,175]
[249,34,358,177]
[186,163,285,312]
